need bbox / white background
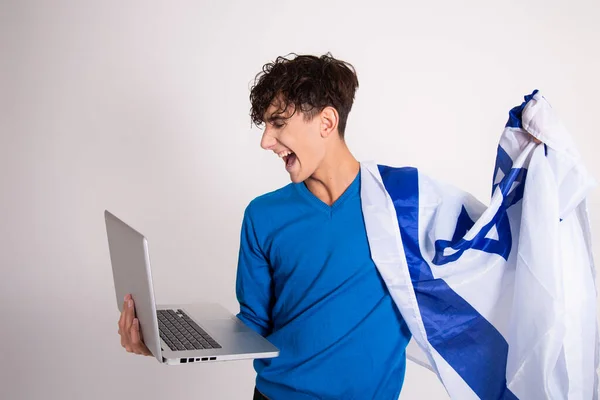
[1,1,598,399]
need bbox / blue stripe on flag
[378,165,518,400]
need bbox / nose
[260,129,277,150]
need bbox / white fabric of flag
[359,90,598,399]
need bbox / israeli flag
[360,91,598,399]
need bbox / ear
[319,106,339,138]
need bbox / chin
[288,169,307,183]
[289,174,303,184]
[288,163,314,183]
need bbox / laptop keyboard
[157,309,221,351]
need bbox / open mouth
[283,153,297,169]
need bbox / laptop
[104,210,279,365]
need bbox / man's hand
[118,294,152,356]
[530,134,542,144]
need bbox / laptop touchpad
[205,319,252,333]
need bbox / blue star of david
[432,146,527,265]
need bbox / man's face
[260,99,325,183]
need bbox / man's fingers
[130,318,149,354]
[134,319,153,356]
[124,297,135,332]
[120,330,127,348]
[137,322,152,356]
[118,308,123,328]
[119,295,151,356]
[119,295,133,349]
[119,295,131,331]
[118,305,126,332]
[130,318,141,343]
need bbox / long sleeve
[235,203,273,337]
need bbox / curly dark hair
[249,52,359,138]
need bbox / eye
[271,120,285,129]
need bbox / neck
[304,141,360,206]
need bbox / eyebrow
[266,114,284,123]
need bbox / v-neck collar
[295,167,361,216]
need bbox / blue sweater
[235,170,412,399]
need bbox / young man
[116,53,543,398]
[236,53,412,399]
[117,53,412,399]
